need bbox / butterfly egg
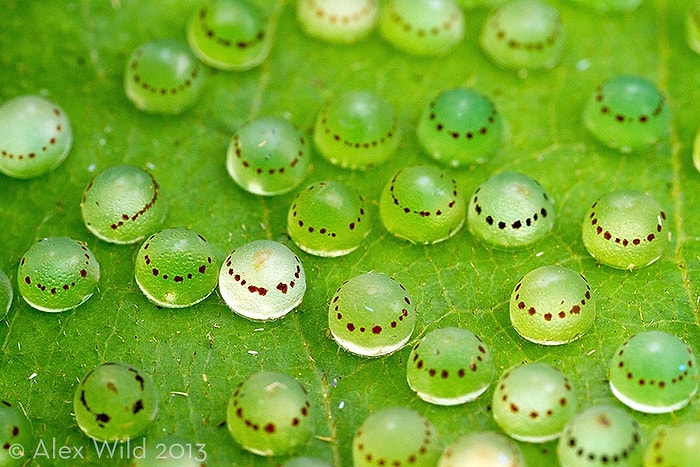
[468,171,554,248]
[131,435,203,467]
[583,75,670,153]
[479,0,565,73]
[219,240,306,321]
[492,362,578,443]
[379,165,466,244]
[557,404,644,467]
[187,0,271,71]
[281,456,333,467]
[313,90,399,170]
[582,190,668,270]
[17,237,100,313]
[608,330,698,414]
[642,422,700,467]
[134,228,220,308]
[124,39,204,115]
[406,327,495,406]
[0,95,72,179]
[329,272,415,357]
[0,269,12,320]
[353,407,442,467]
[287,180,370,257]
[510,265,595,346]
[688,2,700,54]
[81,165,167,245]
[692,128,700,173]
[227,371,313,457]
[379,0,465,56]
[73,362,158,442]
[0,400,34,465]
[437,431,526,467]
[226,116,310,196]
[297,0,379,43]
[570,0,644,13]
[417,88,504,168]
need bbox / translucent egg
[379,165,466,244]
[437,431,526,467]
[510,265,595,345]
[353,407,442,467]
[287,181,370,257]
[468,171,554,248]
[479,0,565,72]
[406,327,495,405]
[227,371,313,456]
[73,362,158,442]
[297,0,379,43]
[582,190,668,270]
[492,362,578,443]
[557,405,644,467]
[313,91,399,170]
[219,240,306,321]
[124,39,204,115]
[608,330,698,414]
[643,422,700,467]
[417,87,504,167]
[0,269,13,319]
[186,0,271,71]
[226,116,310,196]
[583,75,670,153]
[17,237,100,313]
[329,272,415,357]
[0,95,72,179]
[134,228,219,308]
[81,165,167,245]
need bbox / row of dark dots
[80,365,147,428]
[588,204,665,246]
[231,133,305,174]
[385,5,461,37]
[616,348,694,387]
[81,173,162,231]
[290,185,367,236]
[427,101,498,141]
[645,429,670,466]
[0,107,63,160]
[197,8,266,49]
[355,418,435,466]
[130,50,201,95]
[306,0,375,24]
[410,343,487,377]
[490,13,562,51]
[318,110,398,149]
[389,170,459,218]
[499,373,572,419]
[564,418,641,465]
[513,280,592,321]
[142,237,212,282]
[223,255,302,296]
[230,386,310,434]
[22,244,92,295]
[1,400,21,450]
[332,283,411,335]
[595,86,666,123]
[472,189,550,230]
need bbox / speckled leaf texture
[1,1,698,465]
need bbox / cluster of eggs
[1,0,699,465]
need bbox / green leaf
[1,0,698,465]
